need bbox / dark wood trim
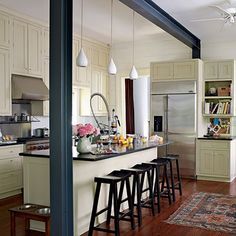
[119,0,201,58]
[49,0,74,235]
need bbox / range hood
[12,74,49,101]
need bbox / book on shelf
[205,100,231,115]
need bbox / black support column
[119,0,201,58]
[49,0,73,235]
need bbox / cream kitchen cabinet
[91,67,109,116]
[43,57,49,116]
[73,39,91,87]
[0,11,10,48]
[196,139,236,182]
[12,19,42,77]
[0,48,11,115]
[91,45,109,68]
[204,60,234,79]
[0,145,23,199]
[43,28,49,58]
[151,60,199,81]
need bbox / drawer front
[0,171,23,193]
[0,157,22,173]
[0,145,23,158]
[198,140,230,150]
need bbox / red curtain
[125,79,135,134]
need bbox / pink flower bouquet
[73,123,99,138]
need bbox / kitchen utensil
[35,128,49,137]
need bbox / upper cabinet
[43,28,49,58]
[0,11,10,48]
[204,61,233,79]
[0,48,11,115]
[73,39,91,87]
[151,60,199,81]
[91,45,109,68]
[90,67,109,116]
[12,19,42,77]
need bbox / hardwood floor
[0,179,236,236]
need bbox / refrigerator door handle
[168,132,196,137]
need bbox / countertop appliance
[150,80,197,178]
[34,128,49,138]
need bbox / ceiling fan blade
[191,18,225,22]
[209,5,231,15]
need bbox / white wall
[202,40,236,60]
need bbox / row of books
[205,101,231,114]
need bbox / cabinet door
[213,150,229,176]
[12,19,28,74]
[152,63,173,81]
[43,29,49,57]
[218,61,233,79]
[0,171,22,194]
[91,68,109,116]
[198,149,213,175]
[0,48,11,115]
[204,62,218,79]
[91,46,108,68]
[28,24,42,76]
[174,62,195,79]
[43,58,49,116]
[0,12,10,47]
[78,43,91,87]
[72,39,79,85]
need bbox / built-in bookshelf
[201,60,236,136]
[203,80,233,116]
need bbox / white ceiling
[0,0,235,44]
[153,0,236,42]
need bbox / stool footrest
[93,227,115,234]
[95,207,109,217]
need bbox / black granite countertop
[0,142,23,147]
[19,141,171,161]
[198,136,236,140]
[0,137,50,147]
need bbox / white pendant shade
[76,48,88,67]
[108,58,117,75]
[129,65,138,80]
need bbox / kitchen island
[20,142,169,235]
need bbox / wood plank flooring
[1,179,236,236]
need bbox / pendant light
[108,0,117,75]
[76,0,88,67]
[129,10,138,80]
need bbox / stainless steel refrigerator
[150,80,197,178]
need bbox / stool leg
[169,161,176,202]
[25,218,30,236]
[147,170,155,216]
[136,174,142,227]
[161,166,165,192]
[113,183,120,236]
[10,212,16,236]
[45,219,50,236]
[88,182,101,236]
[117,180,125,211]
[164,165,172,205]
[176,159,182,196]
[155,166,161,213]
[106,184,113,225]
[125,178,135,230]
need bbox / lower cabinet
[0,145,23,199]
[196,139,236,182]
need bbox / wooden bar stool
[88,170,134,236]
[9,204,50,236]
[146,159,172,213]
[123,163,155,227]
[161,154,182,202]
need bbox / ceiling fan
[192,1,236,24]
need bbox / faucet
[90,93,111,137]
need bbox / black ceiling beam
[119,0,201,59]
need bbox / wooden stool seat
[9,204,50,236]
